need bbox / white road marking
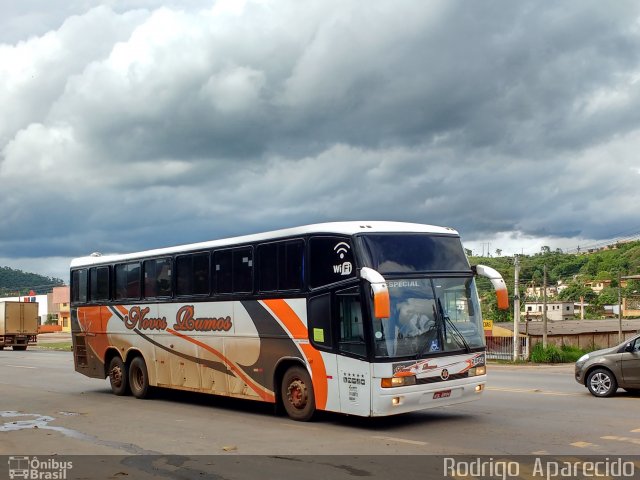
[571,441,597,448]
[4,364,36,369]
[487,387,582,397]
[601,435,640,445]
[372,435,428,446]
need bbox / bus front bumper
[371,375,487,417]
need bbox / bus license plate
[433,390,451,399]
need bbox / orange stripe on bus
[262,299,328,410]
[262,299,308,339]
[166,328,276,403]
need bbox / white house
[523,301,575,321]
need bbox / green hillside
[470,240,640,321]
[0,266,65,296]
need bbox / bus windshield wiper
[438,298,471,353]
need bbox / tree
[596,288,618,307]
[623,280,640,297]
[495,249,502,257]
[558,282,596,303]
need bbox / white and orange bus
[70,221,508,421]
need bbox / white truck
[0,301,38,350]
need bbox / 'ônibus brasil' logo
[123,305,232,332]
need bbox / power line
[566,232,640,254]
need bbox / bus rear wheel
[108,356,129,396]
[129,356,150,399]
[281,366,316,421]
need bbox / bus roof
[70,221,459,268]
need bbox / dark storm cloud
[1,0,640,279]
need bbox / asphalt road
[1,350,639,458]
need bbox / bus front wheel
[129,356,150,399]
[281,366,316,421]
[108,356,129,396]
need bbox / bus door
[335,288,372,416]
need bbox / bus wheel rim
[287,378,307,409]
[110,366,123,387]
[134,368,143,389]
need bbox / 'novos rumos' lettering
[173,305,232,332]
[124,306,168,330]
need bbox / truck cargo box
[0,301,39,350]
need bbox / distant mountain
[0,266,65,296]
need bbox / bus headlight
[468,366,486,377]
[381,375,416,388]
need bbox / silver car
[575,334,640,397]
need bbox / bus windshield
[360,233,470,273]
[371,277,484,358]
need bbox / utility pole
[542,264,548,348]
[513,256,520,361]
[618,272,622,343]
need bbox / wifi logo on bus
[333,242,353,276]
[334,242,350,259]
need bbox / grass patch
[36,342,73,351]
[530,343,586,363]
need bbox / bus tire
[129,356,150,399]
[281,366,316,421]
[108,356,129,396]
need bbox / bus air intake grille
[74,335,88,367]
[416,372,468,385]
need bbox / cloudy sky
[2,0,640,282]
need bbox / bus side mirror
[360,267,390,319]
[473,264,509,310]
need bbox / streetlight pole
[542,264,548,348]
[618,272,622,343]
[513,256,520,361]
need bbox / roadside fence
[486,336,530,361]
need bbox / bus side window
[71,269,88,304]
[280,240,304,290]
[115,262,141,300]
[257,240,304,292]
[337,288,366,357]
[89,266,110,301]
[144,258,172,298]
[233,247,253,293]
[176,253,210,296]
[214,250,232,294]
[214,248,252,294]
